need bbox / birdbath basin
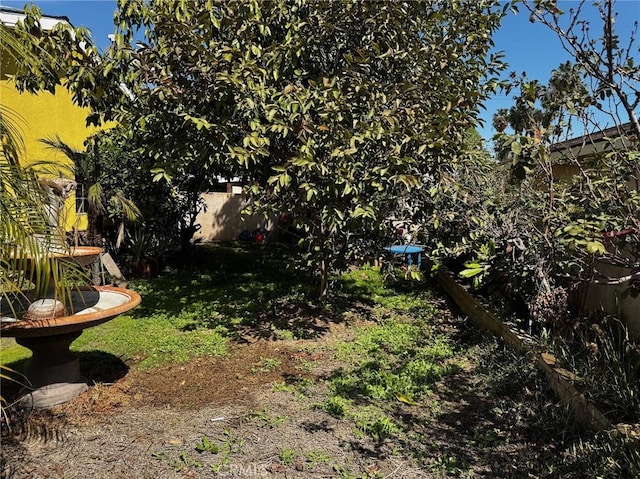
[57,245,104,267]
[2,176,139,407]
[385,244,424,268]
[8,244,103,269]
[1,286,141,408]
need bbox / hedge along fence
[436,269,616,433]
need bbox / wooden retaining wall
[436,269,613,432]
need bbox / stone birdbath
[0,178,141,408]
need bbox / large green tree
[11,0,507,299]
[111,0,506,298]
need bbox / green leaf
[459,268,485,279]
[585,241,605,255]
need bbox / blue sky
[485,0,639,140]
[3,0,639,141]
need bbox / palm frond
[88,183,105,214]
[0,102,27,165]
[1,10,90,318]
[1,161,89,315]
[110,191,142,221]
[0,23,54,73]
[38,135,87,177]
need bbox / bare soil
[1,313,579,479]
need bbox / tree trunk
[318,220,328,302]
[86,212,104,248]
[87,212,103,285]
[319,256,328,302]
[90,259,102,286]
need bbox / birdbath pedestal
[1,286,141,408]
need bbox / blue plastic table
[385,245,424,268]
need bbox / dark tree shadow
[0,351,128,405]
[77,350,129,384]
[129,243,349,341]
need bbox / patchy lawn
[1,245,637,478]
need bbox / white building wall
[193,192,275,242]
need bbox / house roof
[550,122,635,153]
[548,121,636,164]
[0,6,72,30]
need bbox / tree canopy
[10,0,507,297]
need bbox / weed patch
[3,245,638,478]
[250,408,287,428]
[331,319,456,403]
[322,276,461,443]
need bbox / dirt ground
[1,314,577,479]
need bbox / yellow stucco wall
[1,77,97,231]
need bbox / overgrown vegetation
[2,245,639,477]
[555,316,640,424]
[9,0,508,299]
[2,0,638,476]
[402,1,640,434]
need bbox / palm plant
[1,15,88,412]
[38,135,141,248]
[0,17,89,305]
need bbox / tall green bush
[424,0,639,336]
